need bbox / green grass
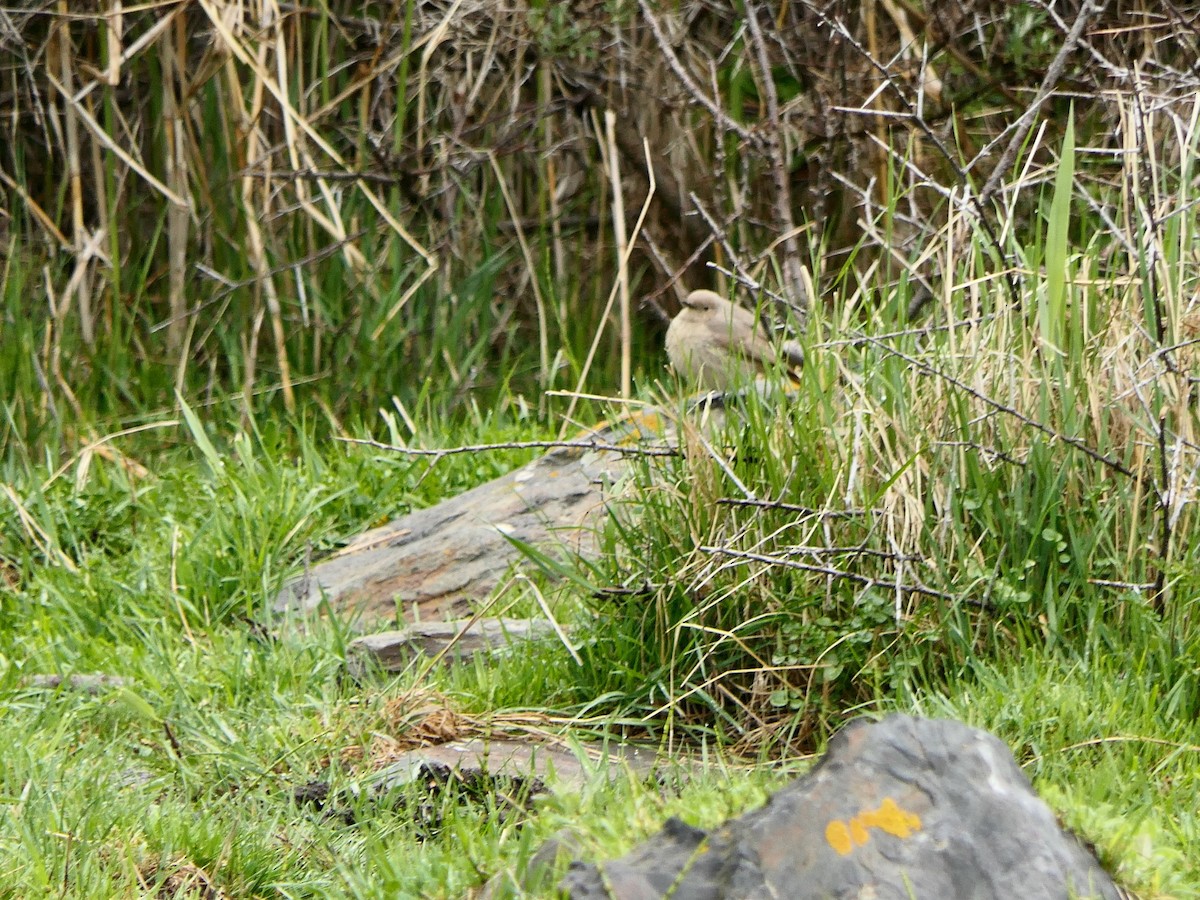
[2,373,1197,896]
[5,16,1200,893]
[8,222,1200,896]
[0,412,786,898]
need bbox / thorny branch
[338,435,680,459]
[862,335,1135,480]
[701,545,962,604]
[744,0,808,322]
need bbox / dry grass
[4,1,1200,426]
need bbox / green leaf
[1042,105,1075,354]
[176,391,223,473]
[115,688,160,723]
[500,530,602,595]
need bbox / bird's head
[681,290,725,314]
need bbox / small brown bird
[665,290,804,391]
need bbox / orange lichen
[850,818,870,844]
[825,819,854,855]
[632,411,664,433]
[825,797,922,856]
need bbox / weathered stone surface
[293,739,693,847]
[23,673,130,693]
[270,389,787,630]
[345,617,556,674]
[273,414,670,626]
[561,715,1123,900]
[369,738,676,794]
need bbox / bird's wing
[701,304,777,365]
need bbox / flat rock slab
[370,738,682,794]
[346,617,556,674]
[273,414,671,627]
[22,673,130,693]
[294,738,699,841]
[562,714,1122,900]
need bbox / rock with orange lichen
[560,714,1123,900]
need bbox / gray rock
[562,714,1123,900]
[369,738,675,795]
[22,673,130,693]
[345,617,556,675]
[272,419,661,626]
[480,828,583,899]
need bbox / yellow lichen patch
[850,818,870,845]
[867,797,922,838]
[630,410,664,433]
[825,820,854,856]
[825,797,923,856]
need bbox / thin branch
[977,0,1105,206]
[806,3,1019,311]
[864,336,1136,479]
[717,498,869,518]
[636,0,754,144]
[744,0,808,321]
[700,545,961,603]
[337,436,680,458]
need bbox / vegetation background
[2,0,1199,896]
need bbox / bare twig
[336,436,679,459]
[700,545,959,603]
[636,0,754,144]
[717,498,868,518]
[977,0,1105,207]
[744,0,807,322]
[863,335,1135,479]
[807,3,1018,312]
